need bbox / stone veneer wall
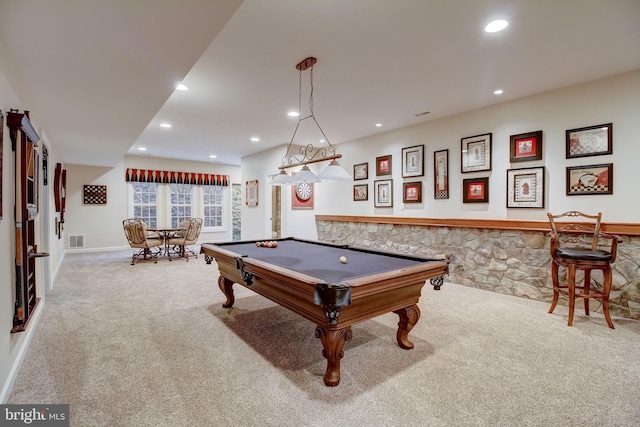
[316,220,640,320]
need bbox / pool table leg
[393,304,421,350]
[218,276,235,308]
[315,326,353,387]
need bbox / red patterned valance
[125,168,229,186]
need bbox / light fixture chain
[298,68,303,116]
[309,65,314,113]
[276,56,348,181]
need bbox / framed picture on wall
[403,182,422,203]
[510,130,543,162]
[462,177,489,203]
[353,184,368,201]
[461,133,492,173]
[507,167,545,208]
[566,163,613,195]
[402,145,424,177]
[83,185,108,205]
[353,162,368,180]
[246,180,259,207]
[376,155,392,176]
[433,149,449,199]
[566,123,612,158]
[374,179,393,207]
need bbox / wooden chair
[547,211,622,328]
[167,218,203,261]
[123,218,163,265]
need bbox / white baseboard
[64,245,129,254]
[0,300,45,404]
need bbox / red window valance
[125,168,229,186]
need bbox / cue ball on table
[339,256,347,264]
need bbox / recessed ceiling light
[485,19,508,33]
[160,123,172,128]
[137,147,147,151]
[494,89,504,95]
[250,137,260,142]
[209,155,217,159]
[176,83,188,91]
[375,123,382,127]
[288,111,299,117]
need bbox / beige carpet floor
[8,249,640,427]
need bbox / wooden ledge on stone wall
[315,215,640,236]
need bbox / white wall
[241,70,640,240]
[63,155,241,251]
[314,70,640,222]
[0,33,65,402]
[240,146,319,241]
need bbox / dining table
[146,227,186,259]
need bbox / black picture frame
[374,179,393,207]
[353,184,368,201]
[353,162,368,180]
[376,155,392,176]
[461,133,492,173]
[510,130,543,162]
[403,182,422,203]
[566,123,612,158]
[463,177,489,203]
[506,166,545,208]
[434,149,449,199]
[566,163,613,195]
[402,145,424,178]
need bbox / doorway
[271,185,281,239]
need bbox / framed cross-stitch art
[403,182,422,203]
[376,155,392,176]
[374,179,393,207]
[461,133,492,173]
[510,131,543,162]
[353,184,368,201]
[566,123,612,158]
[463,177,489,203]
[566,163,613,195]
[507,167,544,208]
[353,162,368,180]
[434,149,449,199]
[246,180,259,207]
[402,145,424,178]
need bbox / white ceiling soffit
[1,1,640,167]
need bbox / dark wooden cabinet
[8,110,47,332]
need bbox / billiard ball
[339,256,347,264]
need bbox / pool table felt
[216,239,432,285]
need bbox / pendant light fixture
[271,57,351,185]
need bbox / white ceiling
[2,0,639,168]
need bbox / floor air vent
[68,235,85,248]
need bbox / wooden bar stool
[547,211,622,329]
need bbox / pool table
[201,237,448,386]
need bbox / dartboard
[295,182,313,201]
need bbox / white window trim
[128,183,229,232]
